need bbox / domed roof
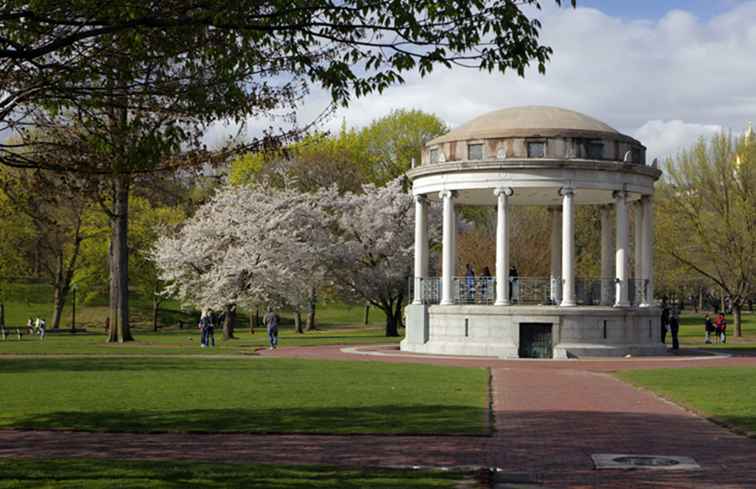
[428,106,623,145]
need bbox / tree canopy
[657,132,756,334]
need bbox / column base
[614,302,631,308]
[494,300,510,306]
[638,302,651,308]
[560,300,576,307]
[440,300,453,306]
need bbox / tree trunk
[393,286,405,331]
[50,285,68,329]
[223,304,237,340]
[152,296,160,332]
[0,302,4,328]
[733,303,742,337]
[107,174,133,343]
[384,307,400,337]
[698,287,703,312]
[363,304,370,325]
[248,309,255,334]
[305,287,317,331]
[294,310,303,334]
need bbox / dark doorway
[519,323,553,359]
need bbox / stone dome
[428,106,632,145]
[423,106,644,165]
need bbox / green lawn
[0,357,489,435]
[1,280,396,354]
[0,327,399,355]
[1,281,383,331]
[676,311,756,351]
[0,459,466,489]
[617,367,756,435]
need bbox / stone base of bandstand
[401,304,667,359]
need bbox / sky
[206,0,756,162]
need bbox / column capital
[494,187,513,197]
[559,186,575,197]
[612,190,628,200]
[438,190,457,200]
[414,194,428,205]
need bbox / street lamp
[71,283,78,333]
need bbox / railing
[409,277,648,306]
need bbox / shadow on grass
[0,459,464,489]
[4,405,489,435]
[0,357,242,373]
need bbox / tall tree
[0,167,96,328]
[360,109,447,184]
[658,132,755,336]
[0,190,34,327]
[319,179,441,336]
[1,0,575,342]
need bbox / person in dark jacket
[669,309,680,351]
[264,306,280,350]
[509,265,519,303]
[660,299,670,345]
[704,314,715,344]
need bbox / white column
[633,201,643,305]
[560,187,576,307]
[412,195,428,304]
[494,187,513,306]
[614,190,630,307]
[440,190,456,305]
[641,195,654,307]
[549,207,562,304]
[599,206,613,306]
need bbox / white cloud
[216,1,756,160]
[632,120,723,161]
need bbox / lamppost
[71,283,78,333]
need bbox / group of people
[25,317,47,340]
[660,302,680,350]
[464,264,519,302]
[197,306,280,350]
[662,299,729,351]
[704,313,727,344]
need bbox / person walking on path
[198,311,215,348]
[264,306,280,350]
[715,312,727,344]
[35,317,46,341]
[704,314,715,344]
[669,309,680,351]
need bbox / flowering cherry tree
[153,177,438,337]
[319,178,437,336]
[153,182,334,334]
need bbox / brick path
[1,346,755,488]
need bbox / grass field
[1,281,383,331]
[0,357,489,434]
[0,459,466,489]
[675,311,756,350]
[0,327,400,355]
[1,281,398,354]
[617,367,756,435]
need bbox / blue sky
[576,0,745,20]
[208,1,756,162]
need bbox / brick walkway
[1,346,755,488]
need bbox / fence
[409,277,648,306]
